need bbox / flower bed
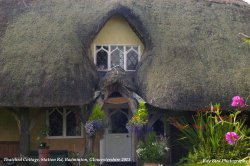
[171,96,250,164]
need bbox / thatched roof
[135,0,250,110]
[0,0,250,110]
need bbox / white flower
[165,147,170,151]
[136,148,144,155]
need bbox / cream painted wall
[0,109,19,141]
[91,15,144,59]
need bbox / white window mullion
[124,46,127,70]
[108,45,111,70]
[138,46,141,61]
[94,45,96,64]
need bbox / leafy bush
[126,102,148,131]
[89,104,105,121]
[173,96,250,164]
[136,132,169,163]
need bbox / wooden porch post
[19,108,30,166]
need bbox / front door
[104,108,133,161]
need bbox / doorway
[101,104,135,162]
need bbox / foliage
[89,104,105,121]
[36,124,50,148]
[240,33,250,46]
[126,102,148,132]
[174,96,250,164]
[242,37,250,44]
[181,162,247,166]
[87,157,96,166]
[136,132,169,163]
[85,104,105,137]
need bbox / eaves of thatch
[0,0,249,110]
[135,0,250,110]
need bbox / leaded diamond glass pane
[127,50,138,70]
[111,46,117,51]
[111,49,124,68]
[133,46,138,51]
[126,46,132,51]
[49,109,63,136]
[103,46,108,51]
[96,46,101,50]
[66,111,81,136]
[118,46,123,50]
[96,49,108,70]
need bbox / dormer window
[95,45,139,71]
[91,15,144,72]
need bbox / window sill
[97,69,136,72]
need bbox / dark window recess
[109,92,123,98]
[111,111,128,133]
[96,50,108,70]
[66,111,81,136]
[49,110,63,136]
[103,46,108,51]
[152,120,164,136]
[127,50,138,70]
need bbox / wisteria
[85,121,95,136]
[85,120,104,137]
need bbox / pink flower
[225,132,239,145]
[231,96,246,107]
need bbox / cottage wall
[91,15,144,60]
[0,109,19,141]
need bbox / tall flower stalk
[174,96,250,164]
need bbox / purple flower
[93,119,104,130]
[85,121,95,136]
[225,132,239,145]
[231,96,246,107]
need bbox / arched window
[96,46,108,70]
[109,109,128,134]
[111,46,124,68]
[152,120,165,136]
[126,46,138,70]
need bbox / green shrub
[136,132,169,163]
[174,99,250,164]
[89,104,105,121]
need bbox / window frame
[46,108,84,139]
[94,44,141,71]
